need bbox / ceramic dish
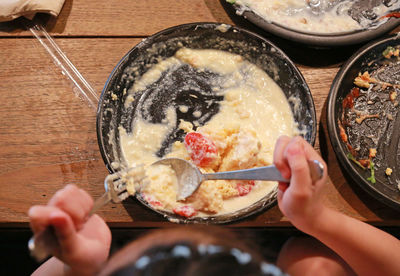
[226,0,400,47]
[327,34,400,211]
[96,22,317,223]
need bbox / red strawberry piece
[143,194,162,207]
[236,181,255,196]
[173,205,197,218]
[184,132,218,167]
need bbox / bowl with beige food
[226,0,400,47]
[97,22,316,223]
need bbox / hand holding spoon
[152,158,324,200]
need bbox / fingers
[284,138,311,193]
[29,205,78,255]
[28,185,100,262]
[48,209,78,253]
[29,205,60,233]
[48,184,94,230]
[277,182,288,204]
[80,215,112,249]
[302,141,328,182]
[276,136,326,193]
[301,140,322,161]
[274,135,292,179]
[28,206,77,240]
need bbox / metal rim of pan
[96,22,317,223]
[228,2,400,47]
[327,34,400,211]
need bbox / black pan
[96,22,317,223]
[226,0,400,47]
[327,34,400,211]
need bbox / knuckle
[292,136,304,143]
[286,143,302,156]
[50,190,65,205]
[291,190,309,202]
[278,135,291,144]
[64,184,78,193]
[274,159,285,170]
[52,196,68,210]
[50,185,78,206]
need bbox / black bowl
[327,34,400,211]
[227,1,400,47]
[97,22,317,223]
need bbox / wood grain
[0,0,234,37]
[0,0,399,228]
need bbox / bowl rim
[96,22,318,223]
[232,5,400,47]
[327,34,400,211]
[97,21,318,171]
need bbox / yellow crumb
[369,148,377,158]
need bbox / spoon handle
[203,160,324,183]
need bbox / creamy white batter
[120,48,297,218]
[234,0,399,34]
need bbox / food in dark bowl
[226,0,400,47]
[328,34,400,211]
[97,22,316,223]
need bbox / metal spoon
[152,158,324,200]
[307,0,400,22]
[306,0,342,16]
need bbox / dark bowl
[97,22,317,223]
[227,1,400,47]
[327,34,400,211]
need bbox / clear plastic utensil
[23,18,99,111]
[152,158,324,201]
[28,167,146,262]
[23,18,105,262]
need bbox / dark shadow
[203,0,237,24]
[109,226,299,264]
[0,17,27,34]
[318,120,330,165]
[3,226,400,275]
[205,0,258,31]
[43,0,73,34]
[218,0,373,67]
[121,196,284,227]
[121,197,164,224]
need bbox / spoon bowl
[152,158,324,200]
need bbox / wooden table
[1,0,399,229]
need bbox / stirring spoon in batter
[152,158,324,200]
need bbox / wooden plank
[0,38,137,224]
[1,0,399,40]
[0,0,234,36]
[1,37,399,227]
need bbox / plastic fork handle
[28,226,58,262]
[203,160,324,183]
[90,192,112,216]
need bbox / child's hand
[273,136,328,233]
[28,184,111,275]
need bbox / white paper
[0,0,65,22]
